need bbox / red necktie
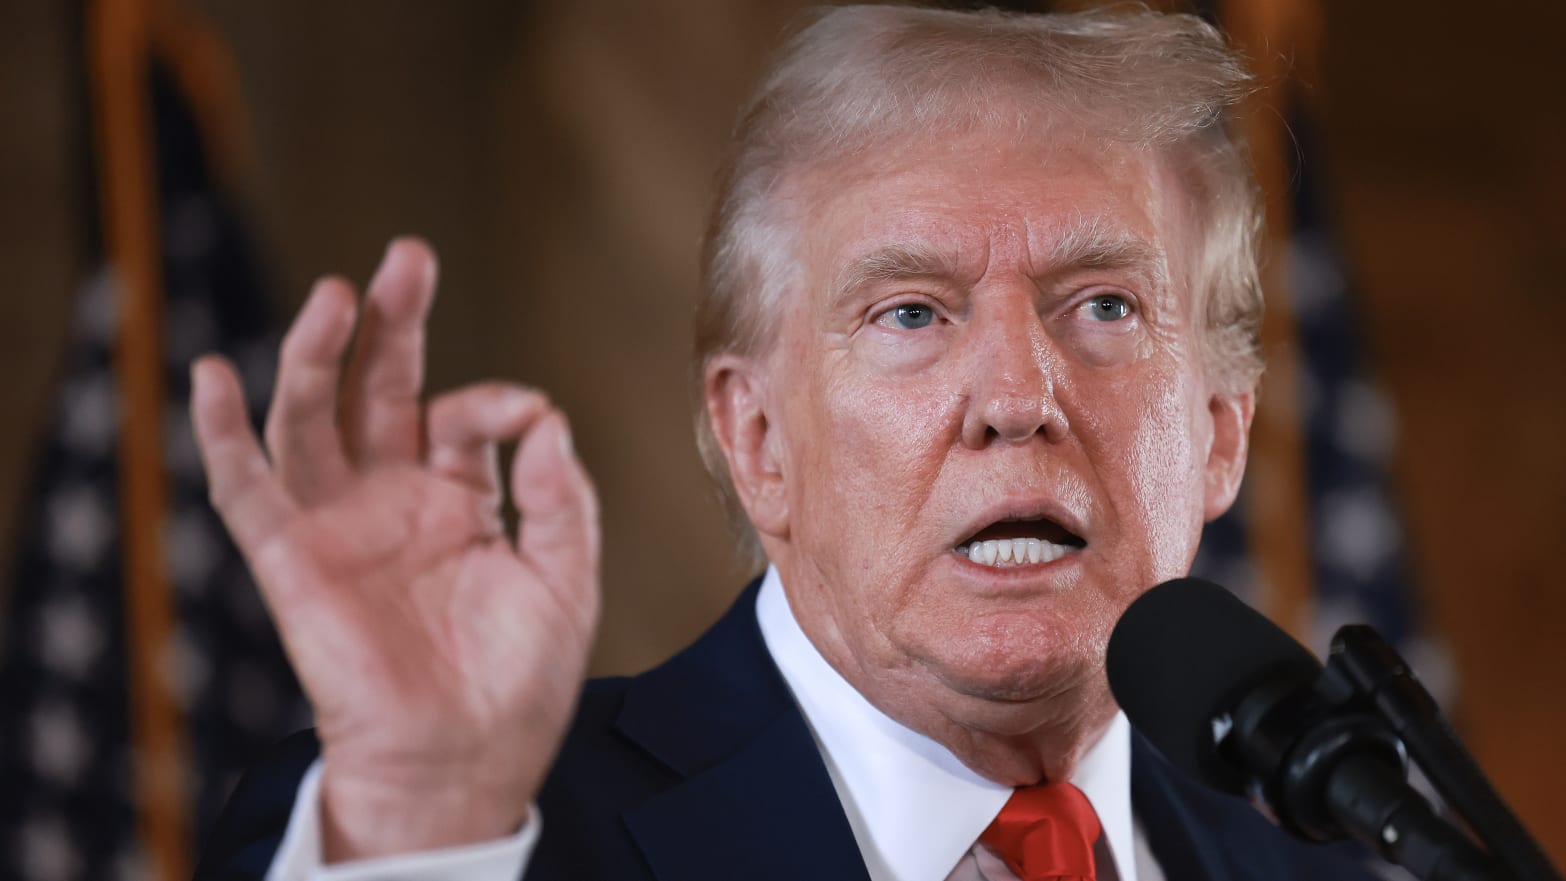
[978,782,1101,881]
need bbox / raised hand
[190,239,600,860]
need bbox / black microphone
[1106,578,1504,881]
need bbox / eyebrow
[1047,213,1170,290]
[829,214,1170,307]
[830,244,963,306]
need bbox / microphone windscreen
[1106,577,1321,792]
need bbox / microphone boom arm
[1326,626,1563,881]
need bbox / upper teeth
[959,538,1074,567]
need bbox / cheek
[790,367,960,557]
[1138,394,1211,575]
[1076,364,1208,576]
[1129,399,1206,571]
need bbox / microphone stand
[1323,626,1563,881]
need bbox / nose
[960,304,1069,448]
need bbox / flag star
[59,373,119,459]
[161,628,211,711]
[1285,231,1346,319]
[19,816,82,881]
[165,509,221,596]
[1333,379,1398,463]
[1197,553,1264,608]
[113,847,150,881]
[37,593,105,680]
[1308,595,1374,657]
[1318,488,1402,583]
[30,699,93,788]
[73,268,120,344]
[46,484,117,572]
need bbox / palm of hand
[259,470,590,779]
[191,239,599,857]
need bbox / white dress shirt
[755,566,1164,881]
[266,565,1164,880]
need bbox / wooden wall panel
[1319,0,1566,862]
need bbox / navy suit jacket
[194,580,1382,880]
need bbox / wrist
[319,763,532,863]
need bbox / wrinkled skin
[706,132,1253,785]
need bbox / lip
[948,496,1090,550]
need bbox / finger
[192,355,297,555]
[425,382,553,508]
[340,237,437,467]
[511,410,600,619]
[264,277,357,503]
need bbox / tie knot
[979,782,1101,881]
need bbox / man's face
[751,129,1249,764]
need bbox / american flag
[1190,41,1453,700]
[0,43,308,881]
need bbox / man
[191,5,1380,880]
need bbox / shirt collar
[755,565,1139,881]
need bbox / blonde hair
[694,4,1264,556]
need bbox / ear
[704,354,789,539]
[1202,389,1255,522]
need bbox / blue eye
[1086,294,1131,322]
[888,303,935,329]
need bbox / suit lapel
[623,707,869,881]
[618,581,1307,881]
[1130,731,1241,881]
[615,580,871,881]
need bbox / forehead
[792,131,1190,289]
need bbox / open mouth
[954,517,1086,568]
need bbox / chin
[927,662,1112,742]
[908,612,1107,709]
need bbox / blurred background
[0,0,1561,878]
